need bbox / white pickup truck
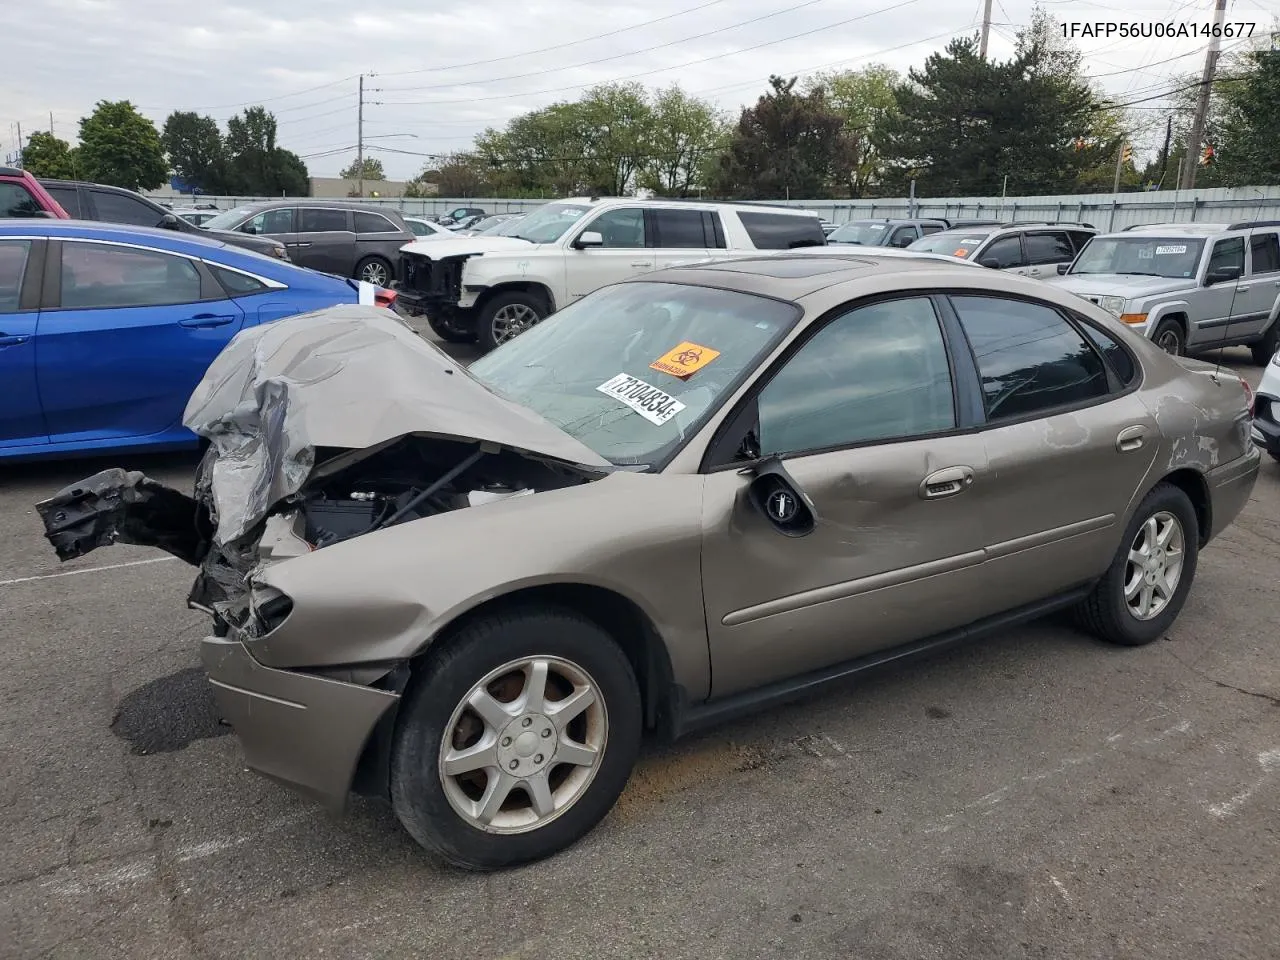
[395,197,827,352]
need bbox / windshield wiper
[1114,271,1163,276]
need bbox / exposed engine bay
[38,434,596,636]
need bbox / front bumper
[200,636,399,812]
[1251,394,1280,455]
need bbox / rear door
[36,239,246,443]
[0,238,46,448]
[294,207,356,275]
[1236,230,1280,340]
[1022,229,1076,279]
[650,208,723,270]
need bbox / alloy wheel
[1124,510,1185,620]
[361,260,389,286]
[491,303,540,345]
[439,656,608,835]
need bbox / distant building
[309,177,415,198]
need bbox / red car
[0,167,70,219]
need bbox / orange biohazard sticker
[953,248,970,258]
[650,341,721,379]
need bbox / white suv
[395,197,827,351]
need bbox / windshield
[1069,236,1205,278]
[510,202,590,243]
[907,231,993,257]
[486,217,526,236]
[468,281,799,466]
[827,221,892,245]
[468,216,504,232]
[200,206,255,230]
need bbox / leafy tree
[21,131,79,180]
[1203,49,1280,186]
[161,111,226,193]
[434,155,493,196]
[711,75,857,200]
[803,65,900,196]
[223,106,309,195]
[76,100,168,191]
[339,156,385,181]
[638,85,728,196]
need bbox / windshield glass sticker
[953,248,970,257]
[960,239,979,245]
[1155,245,1188,255]
[650,341,721,380]
[596,373,687,425]
[869,224,885,231]
[1138,247,1154,259]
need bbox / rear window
[737,211,826,250]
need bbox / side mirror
[574,231,604,249]
[1206,265,1242,285]
[159,213,181,229]
[979,257,1001,269]
[241,223,259,234]
[1057,263,1070,275]
[743,456,818,537]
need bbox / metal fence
[171,186,1280,232]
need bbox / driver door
[699,295,995,699]
[566,207,654,303]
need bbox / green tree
[21,131,80,180]
[339,156,385,181]
[1204,49,1280,186]
[803,65,900,197]
[161,111,226,193]
[637,85,728,196]
[711,75,857,200]
[224,107,309,195]
[77,100,168,191]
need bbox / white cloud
[0,0,1260,179]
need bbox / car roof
[1114,222,1231,235]
[556,196,820,217]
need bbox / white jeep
[395,197,827,352]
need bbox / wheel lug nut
[541,728,552,738]
[534,754,544,764]
[501,737,512,747]
[522,717,532,727]
[509,760,519,770]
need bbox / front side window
[888,226,919,247]
[469,281,798,466]
[980,235,1024,268]
[756,297,956,456]
[90,190,163,227]
[1208,237,1244,276]
[1024,231,1074,265]
[0,239,32,313]
[1069,236,1204,278]
[951,295,1109,422]
[0,183,44,218]
[60,243,203,309]
[242,208,294,235]
[583,208,646,248]
[298,208,349,233]
[44,184,81,217]
[1250,232,1280,275]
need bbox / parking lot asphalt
[2,335,1278,960]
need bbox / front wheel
[355,256,393,287]
[427,314,478,343]
[390,608,641,871]
[1073,482,1199,646]
[475,291,548,353]
[1151,319,1186,356]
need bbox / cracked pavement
[1,339,1277,959]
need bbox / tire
[1073,482,1199,646]
[1249,322,1279,366]
[1270,451,1280,464]
[355,256,393,287]
[390,607,641,871]
[475,290,548,353]
[1151,318,1185,356]
[427,314,478,344]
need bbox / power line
[376,0,926,106]
[141,75,359,114]
[377,0,736,78]
[375,0,838,93]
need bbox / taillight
[1240,376,1254,417]
[374,288,397,309]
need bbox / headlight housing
[1100,296,1125,316]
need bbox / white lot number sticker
[1155,245,1187,255]
[596,373,687,425]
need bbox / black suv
[38,180,290,261]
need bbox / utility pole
[1158,114,1172,188]
[979,0,993,58]
[1113,142,1125,194]
[356,74,365,198]
[1179,0,1228,190]
[14,121,22,167]
[49,112,54,136]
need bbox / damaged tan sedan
[38,255,1260,871]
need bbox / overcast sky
[3,0,1278,183]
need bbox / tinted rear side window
[354,211,399,234]
[1250,232,1280,274]
[211,265,269,296]
[737,211,826,249]
[299,208,349,232]
[44,184,81,217]
[951,295,1109,421]
[652,209,710,248]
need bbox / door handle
[630,261,650,268]
[1237,285,1250,293]
[179,314,236,329]
[919,466,975,500]
[1116,424,1147,452]
[0,334,30,347]
[289,241,312,248]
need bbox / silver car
[39,256,1259,871]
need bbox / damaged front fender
[36,468,212,566]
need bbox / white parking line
[0,556,176,586]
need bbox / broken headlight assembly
[247,581,294,637]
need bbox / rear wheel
[1249,322,1279,366]
[1073,482,1199,646]
[390,608,641,871]
[475,291,548,353]
[355,256,393,287]
[1151,318,1185,356]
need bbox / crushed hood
[183,303,611,544]
[399,236,537,259]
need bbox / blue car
[0,220,396,461]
